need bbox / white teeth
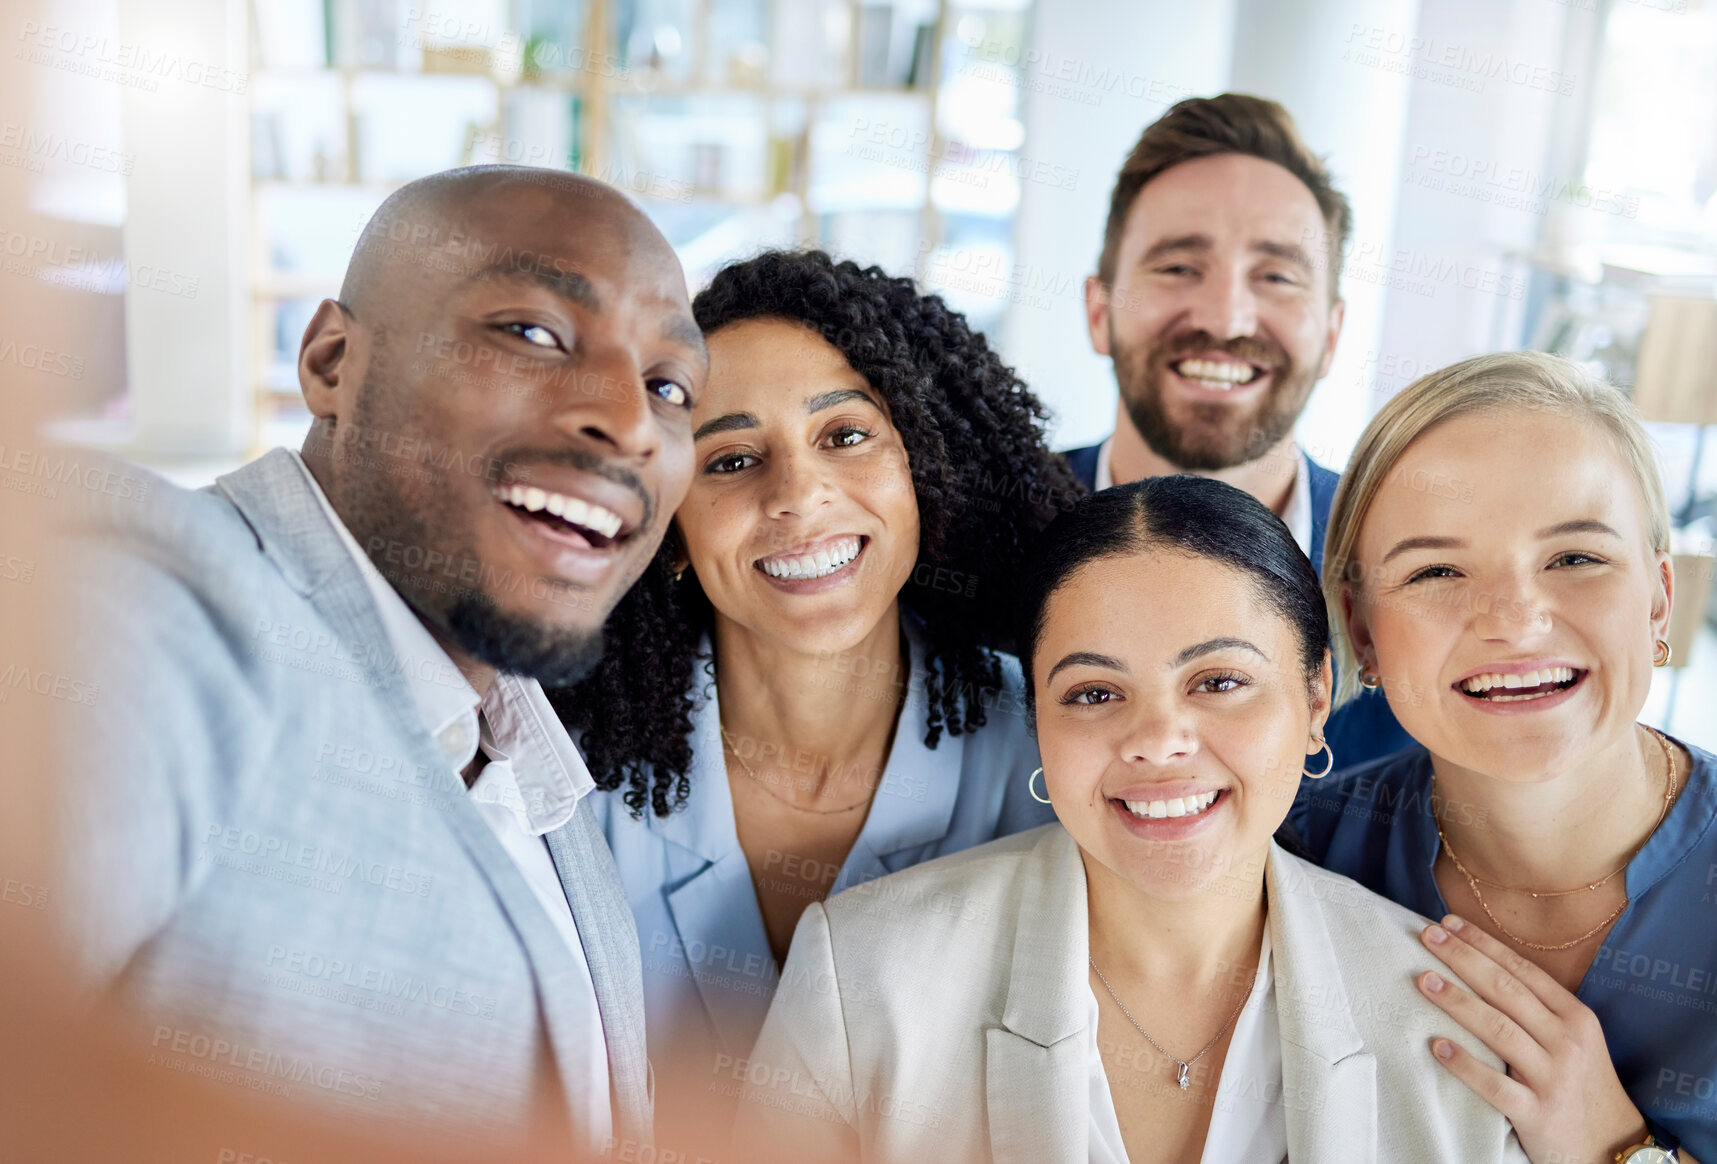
[1123,790,1220,820]
[759,537,862,581]
[1175,358,1258,388]
[494,484,624,539]
[1459,666,1576,698]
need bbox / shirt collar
[1278,447,1314,559]
[473,672,596,836]
[1093,435,1115,492]
[1095,437,1312,557]
[285,450,480,770]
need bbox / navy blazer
[1061,441,1414,770]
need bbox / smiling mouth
[1118,789,1223,820]
[1456,666,1584,703]
[1171,357,1265,390]
[756,535,866,581]
[492,483,624,549]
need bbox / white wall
[1003,0,1239,450]
[1226,0,1421,470]
[119,0,251,456]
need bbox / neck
[1431,724,1671,891]
[712,605,907,800]
[1107,407,1299,516]
[1084,845,1269,986]
[301,434,497,699]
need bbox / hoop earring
[1359,669,1381,690]
[1303,739,1335,779]
[1653,638,1673,668]
[1027,767,1051,805]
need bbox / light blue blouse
[592,615,1052,1135]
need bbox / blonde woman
[1289,351,1713,1164]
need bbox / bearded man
[1063,93,1413,768]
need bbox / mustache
[1155,330,1289,370]
[499,446,654,533]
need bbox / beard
[1110,323,1320,472]
[328,353,608,689]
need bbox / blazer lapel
[1267,844,1378,1164]
[983,827,1089,1164]
[545,804,652,1144]
[216,451,637,1139]
[650,678,778,1057]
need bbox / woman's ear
[1341,581,1377,677]
[1309,647,1334,741]
[1649,548,1675,645]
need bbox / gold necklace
[1433,727,1678,952]
[720,726,878,815]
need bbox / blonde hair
[1323,350,1670,706]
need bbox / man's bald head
[339,166,678,326]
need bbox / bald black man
[54,167,709,1156]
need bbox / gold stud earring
[1653,638,1673,668]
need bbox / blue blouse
[1288,739,1717,1159]
[592,615,1051,1135]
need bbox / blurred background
[5,0,1716,744]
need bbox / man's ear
[1084,275,1112,357]
[1315,296,1346,380]
[300,299,354,421]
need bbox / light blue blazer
[594,615,1051,1134]
[54,449,651,1151]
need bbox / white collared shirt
[1093,436,1314,559]
[1088,927,1287,1164]
[286,451,612,1152]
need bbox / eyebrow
[806,388,876,414]
[1045,651,1126,683]
[693,412,757,441]
[1535,519,1622,540]
[464,263,601,311]
[1380,534,1466,565]
[1381,520,1625,565]
[1173,637,1269,665]
[662,314,709,362]
[1137,234,1313,270]
[693,386,879,441]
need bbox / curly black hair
[547,249,1084,818]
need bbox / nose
[1470,576,1553,643]
[549,344,660,463]
[1119,695,1200,769]
[1186,262,1258,341]
[761,442,838,520]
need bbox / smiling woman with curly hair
[547,248,1081,1142]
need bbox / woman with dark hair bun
[548,248,1080,1140]
[735,476,1527,1164]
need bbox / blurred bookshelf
[247,0,1036,454]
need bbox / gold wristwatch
[1614,1134,1675,1163]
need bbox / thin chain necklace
[1089,955,1252,1092]
[1433,727,1677,952]
[720,726,877,815]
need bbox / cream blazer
[733,825,1527,1164]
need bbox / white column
[1004,0,1239,449]
[118,0,251,456]
[1228,0,1420,470]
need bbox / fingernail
[1424,972,1446,993]
[1425,924,1448,944]
[1443,915,1466,933]
[1434,1039,1455,1060]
